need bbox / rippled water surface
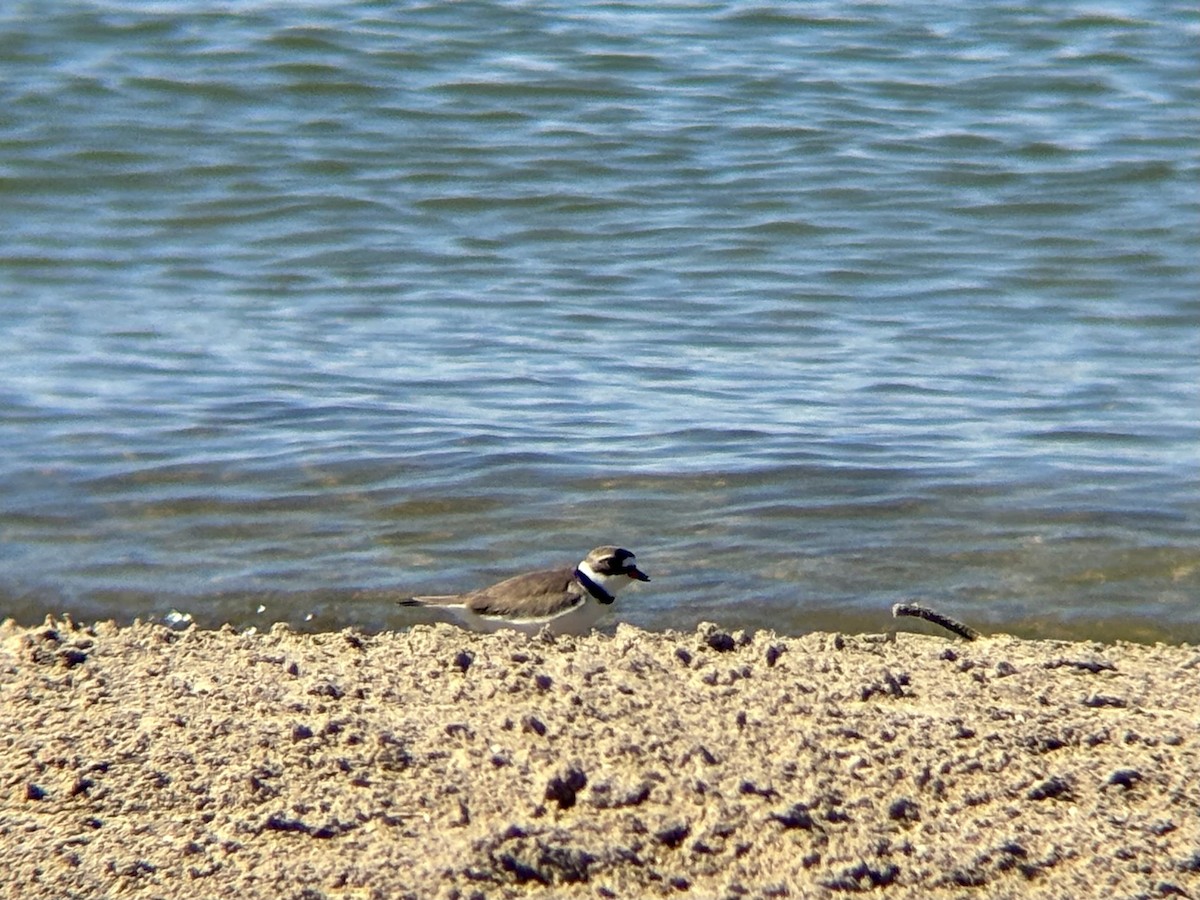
[2,2,1198,641]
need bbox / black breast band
[573,568,615,605]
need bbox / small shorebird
[397,546,650,635]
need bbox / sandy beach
[3,616,1198,899]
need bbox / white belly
[458,597,609,636]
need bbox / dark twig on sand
[892,602,980,641]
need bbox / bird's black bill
[628,566,650,582]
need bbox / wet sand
[3,617,1198,899]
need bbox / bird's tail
[397,595,465,608]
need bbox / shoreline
[3,617,1198,898]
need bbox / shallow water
[2,2,1198,641]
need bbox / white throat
[577,559,626,596]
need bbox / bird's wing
[464,568,585,618]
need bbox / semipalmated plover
[397,546,649,635]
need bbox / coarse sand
[2,617,1199,899]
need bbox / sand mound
[3,618,1198,898]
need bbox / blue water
[2,2,1198,641]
